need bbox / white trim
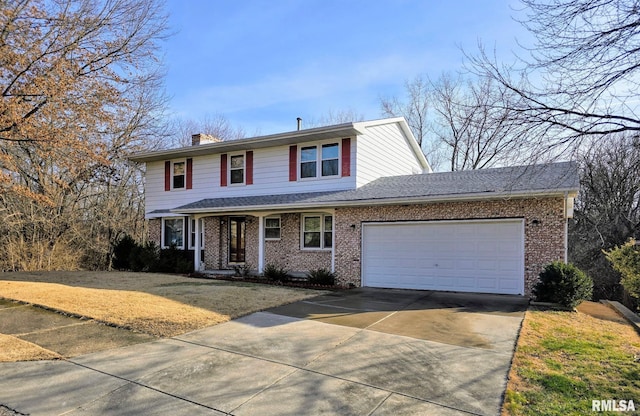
[170,158,187,191]
[264,216,281,241]
[228,152,246,186]
[258,215,265,273]
[301,213,333,251]
[161,217,185,249]
[188,218,205,250]
[297,140,341,180]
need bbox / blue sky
[163,1,527,135]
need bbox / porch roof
[170,161,579,214]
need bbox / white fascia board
[129,124,365,163]
[170,188,578,215]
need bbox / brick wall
[334,197,566,296]
[148,218,161,246]
[203,216,221,269]
[264,213,331,273]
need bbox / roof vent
[297,117,302,131]
[191,133,222,146]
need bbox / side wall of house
[334,197,566,296]
[355,123,424,187]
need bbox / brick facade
[333,196,566,296]
[150,196,565,297]
[264,213,331,273]
[148,218,161,247]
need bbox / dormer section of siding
[356,122,424,187]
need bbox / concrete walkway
[0,289,527,415]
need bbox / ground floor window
[302,214,332,249]
[163,217,184,248]
[265,216,281,240]
[189,218,205,249]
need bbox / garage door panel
[362,220,524,295]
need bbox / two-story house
[129,117,579,296]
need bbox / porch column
[258,214,265,273]
[194,215,202,271]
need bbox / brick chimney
[191,133,222,146]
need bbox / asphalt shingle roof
[172,161,579,213]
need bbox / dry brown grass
[0,333,60,362]
[0,271,326,338]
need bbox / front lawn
[0,271,326,338]
[502,301,640,415]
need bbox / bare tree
[304,108,365,129]
[0,0,169,271]
[381,76,430,147]
[381,73,532,171]
[168,114,246,147]
[430,73,534,171]
[470,0,640,144]
[569,134,640,304]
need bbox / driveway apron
[0,289,527,416]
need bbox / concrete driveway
[0,289,527,416]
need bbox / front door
[229,217,246,263]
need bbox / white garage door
[361,220,524,295]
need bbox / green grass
[502,303,640,416]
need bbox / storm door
[229,217,246,263]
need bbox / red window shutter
[289,145,297,181]
[220,153,227,186]
[186,158,193,189]
[164,161,171,191]
[246,151,254,185]
[220,154,228,187]
[341,138,351,177]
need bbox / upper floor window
[173,161,185,189]
[230,154,244,184]
[299,143,339,179]
[165,158,192,191]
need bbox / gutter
[168,188,579,215]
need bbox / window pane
[173,175,185,189]
[304,232,320,248]
[265,218,280,228]
[322,143,339,159]
[265,228,280,239]
[173,162,185,175]
[304,216,321,232]
[324,215,332,230]
[164,219,183,247]
[324,231,332,248]
[300,161,316,178]
[322,159,338,176]
[230,169,244,184]
[230,155,244,168]
[301,146,317,162]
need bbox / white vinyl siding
[144,142,357,216]
[356,123,423,187]
[361,220,524,295]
